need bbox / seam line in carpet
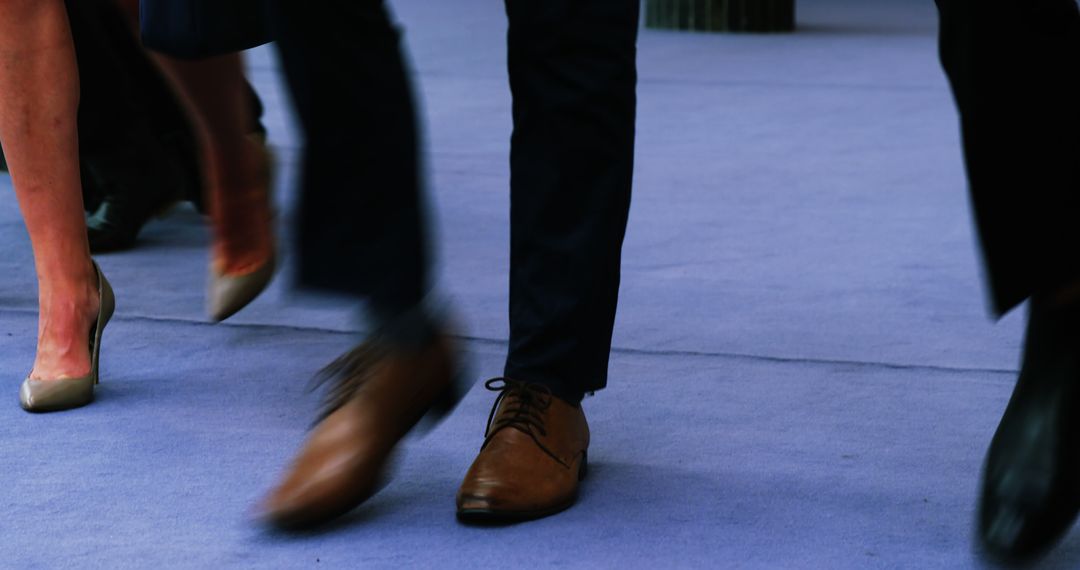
[0,308,1018,377]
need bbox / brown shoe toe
[261,398,389,530]
[262,335,464,530]
[456,379,589,522]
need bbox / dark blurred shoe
[83,140,194,253]
[3,139,187,247]
[260,333,467,530]
[456,378,589,522]
[978,298,1080,562]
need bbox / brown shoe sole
[455,452,588,524]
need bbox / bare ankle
[38,271,100,321]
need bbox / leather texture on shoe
[456,378,589,522]
[979,299,1080,562]
[20,262,116,413]
[207,253,276,322]
[260,334,466,530]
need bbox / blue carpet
[1,0,1067,567]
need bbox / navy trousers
[276,0,639,401]
[936,0,1080,315]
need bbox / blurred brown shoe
[456,378,589,522]
[261,334,463,530]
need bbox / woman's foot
[210,137,274,275]
[22,262,115,412]
[206,137,275,321]
[30,261,101,381]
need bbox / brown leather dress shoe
[261,335,464,530]
[456,378,589,522]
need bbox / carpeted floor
[1,0,1065,567]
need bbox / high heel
[206,138,275,323]
[20,261,116,412]
[207,252,275,322]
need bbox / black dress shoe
[83,141,195,253]
[979,298,1080,562]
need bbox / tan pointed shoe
[207,254,276,322]
[20,261,116,412]
[206,137,276,323]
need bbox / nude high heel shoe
[20,261,116,412]
[206,137,275,323]
[207,251,275,322]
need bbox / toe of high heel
[19,376,95,413]
[207,256,276,322]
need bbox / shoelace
[482,377,568,467]
[307,341,388,424]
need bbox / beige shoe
[20,261,116,413]
[206,138,276,323]
[207,253,275,322]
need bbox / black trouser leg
[67,0,216,252]
[938,2,1080,559]
[274,0,431,329]
[65,0,173,209]
[502,0,639,402]
[936,0,1080,315]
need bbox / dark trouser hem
[365,294,446,351]
[275,0,432,316]
[936,0,1080,317]
[501,365,596,405]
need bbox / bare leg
[151,54,272,275]
[111,0,272,276]
[0,0,100,380]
